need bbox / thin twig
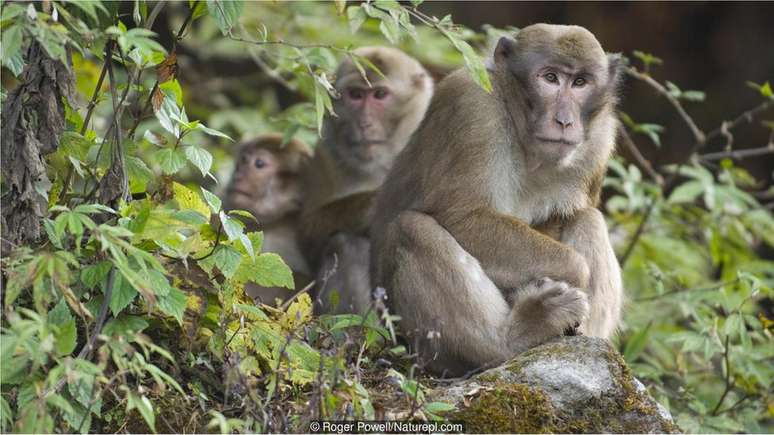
[711,335,734,415]
[701,144,774,161]
[633,279,738,302]
[279,280,317,311]
[619,99,773,266]
[45,267,116,398]
[617,124,664,185]
[625,67,706,145]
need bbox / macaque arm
[559,207,623,338]
[301,191,374,260]
[440,207,590,289]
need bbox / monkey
[299,46,434,314]
[370,24,624,376]
[224,133,313,305]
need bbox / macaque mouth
[227,187,253,197]
[535,136,578,146]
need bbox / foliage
[1,1,772,433]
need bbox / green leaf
[81,261,112,289]
[157,287,187,325]
[184,145,213,177]
[236,253,293,288]
[126,156,153,193]
[195,123,233,141]
[213,245,242,279]
[623,322,651,362]
[746,81,774,99]
[446,33,492,93]
[190,0,208,20]
[154,148,187,175]
[1,25,24,64]
[0,395,12,431]
[201,187,222,213]
[668,180,704,204]
[219,211,244,242]
[127,393,155,433]
[206,0,243,35]
[424,401,455,413]
[103,315,149,336]
[110,273,139,316]
[632,50,663,68]
[154,93,181,137]
[173,181,211,219]
[346,5,367,34]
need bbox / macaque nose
[555,111,573,129]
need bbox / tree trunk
[1,41,74,254]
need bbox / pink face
[532,67,596,148]
[341,85,393,144]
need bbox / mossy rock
[432,336,680,434]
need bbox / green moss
[450,383,556,433]
[446,339,682,434]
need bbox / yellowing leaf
[172,182,210,220]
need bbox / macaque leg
[560,208,623,338]
[382,211,590,376]
[315,233,372,315]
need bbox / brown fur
[371,24,624,376]
[300,47,434,314]
[224,134,312,305]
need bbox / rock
[430,336,680,433]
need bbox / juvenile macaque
[225,134,312,304]
[371,24,624,376]
[300,47,434,314]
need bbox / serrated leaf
[172,182,211,220]
[81,261,112,289]
[103,315,149,336]
[346,5,367,34]
[184,146,213,177]
[153,148,186,175]
[201,187,222,213]
[623,322,651,362]
[213,245,242,279]
[219,211,244,241]
[110,273,138,316]
[206,0,243,35]
[156,287,187,325]
[1,25,24,66]
[126,156,153,194]
[195,123,233,141]
[237,253,293,288]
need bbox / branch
[701,144,774,161]
[617,124,664,185]
[625,67,706,145]
[711,334,734,416]
[126,1,198,139]
[45,267,116,398]
[619,98,774,266]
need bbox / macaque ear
[606,52,625,90]
[494,37,517,63]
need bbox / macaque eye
[572,77,587,87]
[254,158,267,169]
[373,88,389,100]
[544,72,559,83]
[348,88,365,100]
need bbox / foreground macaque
[300,47,434,314]
[225,134,313,304]
[371,24,624,376]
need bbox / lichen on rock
[431,336,680,434]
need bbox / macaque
[300,47,434,314]
[370,24,624,376]
[225,134,312,305]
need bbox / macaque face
[495,27,619,167]
[227,145,302,223]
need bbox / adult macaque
[225,134,313,305]
[371,24,624,376]
[300,46,434,314]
